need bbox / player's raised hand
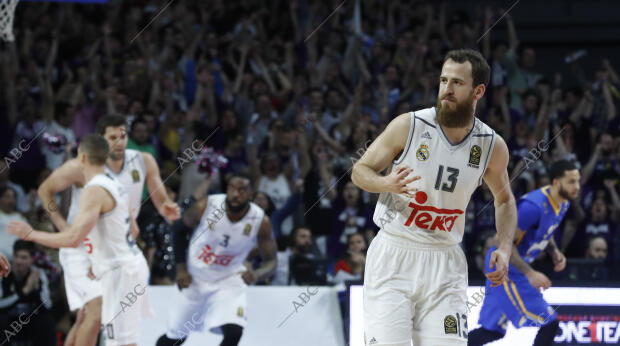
[7,221,34,241]
[162,201,181,222]
[0,254,10,278]
[551,249,567,272]
[176,265,193,290]
[383,165,420,198]
[525,270,552,291]
[486,248,509,287]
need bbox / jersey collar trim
[541,186,561,216]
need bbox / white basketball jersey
[85,174,143,277]
[187,194,264,283]
[105,149,146,218]
[373,107,497,246]
[59,184,89,266]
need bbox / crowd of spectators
[0,0,619,341]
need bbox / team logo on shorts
[237,307,244,317]
[131,169,140,182]
[468,145,481,168]
[444,315,457,334]
[416,144,430,161]
[243,224,252,236]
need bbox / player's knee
[156,334,186,346]
[220,324,243,346]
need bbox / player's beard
[558,184,576,201]
[226,198,249,214]
[109,150,124,161]
[436,92,475,128]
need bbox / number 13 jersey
[373,107,497,246]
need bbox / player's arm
[243,216,277,284]
[9,186,107,248]
[37,158,83,232]
[143,152,180,222]
[173,197,208,289]
[509,228,533,274]
[545,237,566,272]
[482,136,517,287]
[351,113,419,197]
[509,200,552,289]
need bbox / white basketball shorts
[166,273,248,340]
[363,231,469,346]
[59,248,102,311]
[100,255,153,346]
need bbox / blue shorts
[477,246,557,334]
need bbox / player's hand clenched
[241,270,257,285]
[525,270,551,291]
[486,248,509,287]
[382,166,420,198]
[176,265,193,289]
[551,248,566,272]
[162,202,181,223]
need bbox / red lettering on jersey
[84,237,93,254]
[414,212,432,228]
[198,245,235,266]
[403,191,463,232]
[430,216,446,231]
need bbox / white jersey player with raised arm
[85,173,152,346]
[59,184,103,311]
[165,194,265,339]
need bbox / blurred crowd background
[0,0,619,342]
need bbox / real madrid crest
[243,224,252,236]
[468,145,481,168]
[416,144,430,161]
[131,169,140,182]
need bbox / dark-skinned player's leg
[468,327,504,345]
[156,334,187,346]
[220,324,243,346]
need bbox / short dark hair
[227,171,253,187]
[95,114,127,135]
[79,134,110,165]
[13,240,35,257]
[549,159,577,181]
[443,49,490,87]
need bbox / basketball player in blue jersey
[468,160,581,345]
[352,49,516,346]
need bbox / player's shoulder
[472,117,496,137]
[62,157,84,173]
[410,107,436,124]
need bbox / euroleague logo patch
[444,315,457,334]
[468,145,481,168]
[416,144,430,161]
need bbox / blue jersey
[514,186,569,265]
[476,186,568,333]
